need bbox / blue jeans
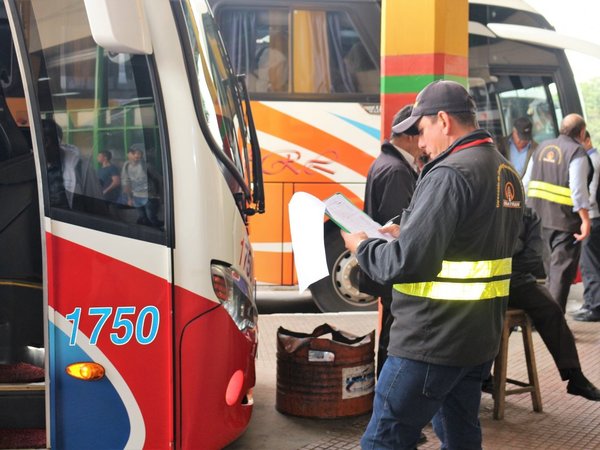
[361,355,493,450]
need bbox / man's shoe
[570,306,590,316]
[567,378,600,401]
[572,309,600,322]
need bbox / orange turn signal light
[66,362,105,381]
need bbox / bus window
[218,7,378,95]
[470,77,502,139]
[497,75,561,142]
[17,0,167,237]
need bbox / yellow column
[380,0,468,139]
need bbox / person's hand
[341,230,368,253]
[574,209,591,242]
[379,224,400,238]
[574,219,591,242]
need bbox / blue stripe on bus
[49,322,130,450]
[332,113,380,140]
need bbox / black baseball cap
[513,117,532,140]
[392,80,476,135]
[390,105,415,136]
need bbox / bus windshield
[178,0,252,189]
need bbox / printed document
[324,193,393,241]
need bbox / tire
[309,225,378,312]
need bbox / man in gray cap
[497,116,537,176]
[342,80,524,449]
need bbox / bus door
[3,0,173,447]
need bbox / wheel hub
[332,250,377,307]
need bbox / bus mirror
[83,0,153,55]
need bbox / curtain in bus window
[293,10,330,94]
[219,11,256,89]
[326,13,355,93]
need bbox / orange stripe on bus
[251,102,375,176]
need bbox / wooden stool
[492,308,543,420]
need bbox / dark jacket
[356,130,524,367]
[364,142,418,225]
[527,134,587,232]
[360,142,418,299]
[510,207,544,289]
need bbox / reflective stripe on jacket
[393,257,511,301]
[528,180,573,206]
[355,129,524,367]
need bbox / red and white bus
[0,0,264,448]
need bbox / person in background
[523,113,591,313]
[96,150,121,203]
[573,131,600,321]
[362,104,420,377]
[342,80,523,449]
[486,207,600,400]
[41,119,68,207]
[121,144,162,227]
[497,116,537,176]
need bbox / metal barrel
[276,324,375,418]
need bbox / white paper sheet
[324,193,393,241]
[288,192,329,293]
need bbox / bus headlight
[211,263,257,339]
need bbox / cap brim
[392,114,421,135]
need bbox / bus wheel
[309,228,378,312]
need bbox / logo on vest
[503,181,521,208]
[540,145,562,164]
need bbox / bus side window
[218,8,378,96]
[17,0,167,239]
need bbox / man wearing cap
[342,80,524,449]
[497,117,537,176]
[523,113,591,313]
[362,104,420,377]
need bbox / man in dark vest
[342,80,524,449]
[525,113,591,313]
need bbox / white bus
[0,0,264,448]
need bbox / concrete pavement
[226,284,600,449]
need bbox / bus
[208,0,587,312]
[0,0,264,448]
